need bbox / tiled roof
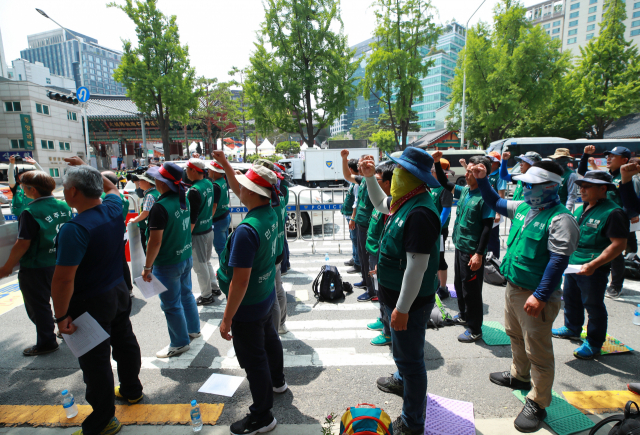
[604,112,640,139]
[412,128,450,148]
[86,95,145,119]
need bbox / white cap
[512,166,562,184]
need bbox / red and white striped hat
[208,160,226,174]
[237,165,277,198]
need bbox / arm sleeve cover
[440,208,451,227]
[578,154,591,176]
[620,181,640,215]
[396,252,430,313]
[500,159,513,182]
[365,175,391,214]
[435,162,456,191]
[477,177,509,217]
[476,218,494,254]
[533,252,569,302]
[8,163,15,185]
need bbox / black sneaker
[489,371,532,390]
[452,314,467,326]
[23,344,59,356]
[273,378,288,394]
[514,398,547,433]
[211,288,222,296]
[197,295,215,306]
[605,286,622,299]
[344,258,355,266]
[230,412,277,435]
[391,416,422,435]
[377,376,404,397]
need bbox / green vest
[488,171,500,191]
[354,179,374,227]
[378,193,440,298]
[607,171,622,207]
[101,192,129,222]
[218,205,278,305]
[212,177,230,219]
[11,186,28,217]
[512,181,524,201]
[341,183,356,216]
[452,187,487,255]
[189,179,214,233]
[558,167,574,205]
[140,188,160,237]
[274,185,289,258]
[570,199,621,265]
[501,202,571,290]
[430,186,451,228]
[366,209,385,256]
[20,197,72,268]
[152,193,192,266]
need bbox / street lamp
[36,8,90,163]
[460,0,486,148]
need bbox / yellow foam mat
[0,280,23,316]
[580,328,634,355]
[563,390,640,414]
[0,404,224,427]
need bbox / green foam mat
[513,390,595,435]
[481,321,511,346]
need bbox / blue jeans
[563,268,609,349]
[384,300,434,431]
[347,218,360,266]
[154,257,200,348]
[212,213,231,258]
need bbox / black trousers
[488,225,500,260]
[454,249,485,335]
[356,224,374,296]
[140,231,147,254]
[18,266,57,349]
[122,253,133,291]
[68,282,142,435]
[627,231,637,254]
[610,252,625,290]
[232,307,284,420]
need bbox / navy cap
[575,170,616,191]
[604,147,631,159]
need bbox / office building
[0,28,8,79]
[20,28,126,96]
[526,0,640,57]
[8,59,76,89]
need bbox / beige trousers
[504,282,562,409]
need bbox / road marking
[295,302,379,312]
[295,290,309,301]
[281,329,378,340]
[286,319,373,330]
[0,280,22,316]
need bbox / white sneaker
[188,332,202,339]
[273,379,288,393]
[278,324,289,335]
[156,344,190,358]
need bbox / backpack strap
[341,415,391,435]
[625,400,639,418]
[312,268,323,300]
[588,415,624,435]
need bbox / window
[569,19,579,26]
[634,10,640,18]
[568,37,577,43]
[571,2,580,9]
[632,29,640,36]
[36,103,50,115]
[553,28,561,34]
[46,78,51,84]
[552,35,560,40]
[635,1,640,7]
[569,29,578,35]
[587,24,596,30]
[49,168,59,177]
[570,11,580,17]
[543,23,551,29]
[88,55,94,61]
[588,14,597,21]
[10,139,24,149]
[589,6,597,12]
[587,33,594,39]
[41,140,54,150]
[109,61,114,67]
[67,111,78,121]
[591,0,598,3]
[553,20,561,26]
[4,101,21,112]
[102,59,107,65]
[632,19,640,27]
[59,142,70,151]
[90,75,96,81]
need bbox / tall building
[20,28,126,96]
[8,59,76,89]
[526,0,640,57]
[0,28,8,79]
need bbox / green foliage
[108,0,199,158]
[229,67,254,161]
[276,141,301,155]
[567,0,640,138]
[329,133,349,140]
[361,0,440,149]
[350,118,378,140]
[447,0,570,147]
[190,78,240,153]
[245,0,358,147]
[369,129,397,153]
[245,154,280,163]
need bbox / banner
[19,115,35,150]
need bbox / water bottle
[61,390,78,418]
[634,304,640,326]
[190,400,203,432]
[325,252,329,263]
[330,282,335,296]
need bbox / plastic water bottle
[325,252,329,263]
[634,304,640,326]
[330,282,335,296]
[190,400,203,432]
[61,390,78,418]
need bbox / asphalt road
[0,217,639,428]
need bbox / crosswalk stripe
[199,302,379,314]
[281,330,379,340]
[286,319,371,330]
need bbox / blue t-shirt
[490,169,508,191]
[57,194,123,266]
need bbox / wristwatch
[143,266,152,271]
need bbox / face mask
[390,167,423,202]
[523,182,560,209]
[135,188,145,198]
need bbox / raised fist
[502,152,510,160]
[584,145,596,155]
[432,151,443,162]
[341,149,349,159]
[470,163,487,179]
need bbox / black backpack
[312,265,353,302]
[484,252,507,286]
[589,401,640,435]
[624,254,640,280]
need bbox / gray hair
[63,166,103,199]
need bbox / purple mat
[425,394,475,435]
[446,283,457,298]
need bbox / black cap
[575,170,616,191]
[604,146,631,159]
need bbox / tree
[276,141,301,155]
[229,67,254,162]
[190,78,239,155]
[370,129,397,153]
[350,118,378,140]
[567,0,640,138]
[245,0,358,147]
[447,0,570,147]
[108,0,200,159]
[361,0,440,150]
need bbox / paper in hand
[630,221,640,232]
[198,373,245,397]
[134,274,168,299]
[563,264,583,275]
[61,312,110,358]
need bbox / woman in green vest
[499,151,542,201]
[552,171,628,360]
[211,151,285,435]
[127,173,159,254]
[142,163,200,359]
[471,161,580,433]
[0,171,71,356]
[8,155,43,218]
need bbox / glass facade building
[20,29,125,96]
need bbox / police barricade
[297,187,351,252]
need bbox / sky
[0,0,539,84]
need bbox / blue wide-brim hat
[575,170,616,191]
[385,147,441,188]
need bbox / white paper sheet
[492,215,504,229]
[630,221,640,232]
[127,223,144,281]
[134,274,168,299]
[563,264,583,275]
[61,312,110,358]
[198,373,245,397]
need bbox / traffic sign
[76,87,90,103]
